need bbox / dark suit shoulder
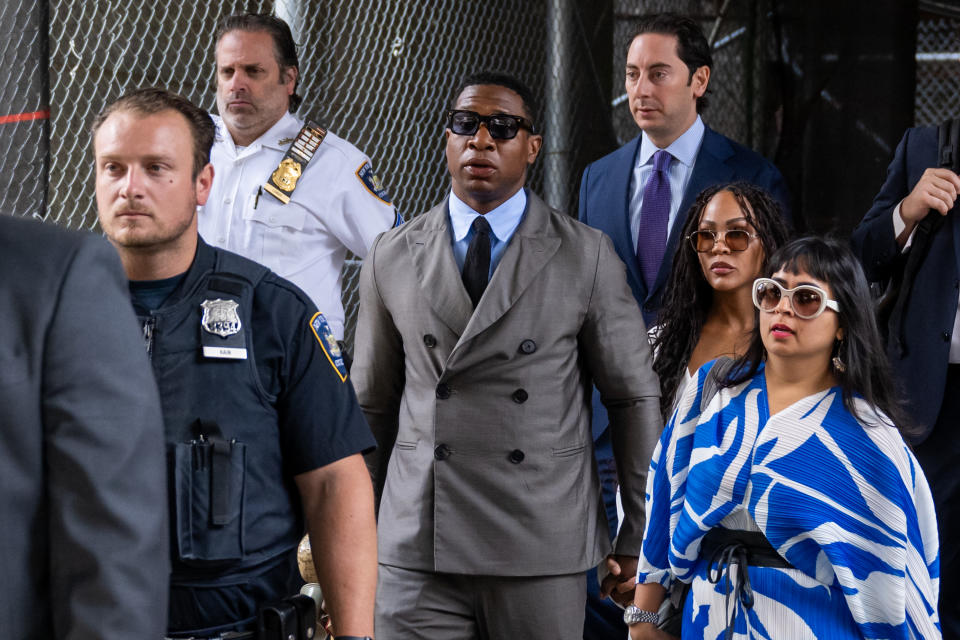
[703,128,778,174]
[906,124,938,143]
[900,125,938,164]
[1,215,91,265]
[0,216,119,296]
[584,136,640,174]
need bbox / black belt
[700,528,793,640]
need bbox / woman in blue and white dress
[628,237,940,640]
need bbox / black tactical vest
[137,242,301,586]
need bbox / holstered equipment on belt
[257,594,316,640]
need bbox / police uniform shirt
[205,242,376,474]
[199,112,400,339]
[135,239,375,633]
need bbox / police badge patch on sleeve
[309,312,347,382]
[356,161,392,204]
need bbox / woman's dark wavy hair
[652,182,791,419]
[726,236,917,438]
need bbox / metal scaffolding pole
[544,0,574,213]
[273,0,302,43]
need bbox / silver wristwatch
[623,604,660,625]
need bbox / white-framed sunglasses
[752,278,840,319]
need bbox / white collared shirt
[199,112,399,338]
[629,116,706,252]
[448,188,527,276]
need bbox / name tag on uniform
[200,298,248,360]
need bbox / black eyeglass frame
[445,109,536,139]
[752,277,840,319]
[687,229,760,253]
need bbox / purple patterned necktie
[636,149,674,288]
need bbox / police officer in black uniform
[92,87,377,640]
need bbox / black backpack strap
[939,116,960,170]
[888,118,958,357]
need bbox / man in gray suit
[353,72,662,639]
[0,214,169,638]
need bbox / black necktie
[462,216,492,307]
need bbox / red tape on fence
[0,109,49,125]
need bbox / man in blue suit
[577,13,790,637]
[852,125,960,638]
[579,13,790,327]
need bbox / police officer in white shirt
[201,13,400,341]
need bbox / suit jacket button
[508,449,525,464]
[436,383,451,399]
[519,339,537,354]
[423,334,437,348]
[642,302,654,313]
[434,444,451,460]
[512,389,528,404]
[943,332,951,342]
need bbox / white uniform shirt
[200,112,399,338]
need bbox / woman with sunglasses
[652,182,791,420]
[628,237,940,639]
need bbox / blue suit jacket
[851,125,956,441]
[579,126,790,440]
[579,126,791,327]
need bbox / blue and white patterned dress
[638,362,941,639]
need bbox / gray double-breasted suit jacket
[353,191,662,577]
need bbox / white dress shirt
[199,112,399,338]
[630,116,706,253]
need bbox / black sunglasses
[446,109,535,140]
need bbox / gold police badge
[263,120,327,204]
[271,158,302,191]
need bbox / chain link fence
[41,0,783,348]
[48,0,550,347]
[611,0,781,158]
[34,0,922,346]
[915,14,960,126]
[0,1,46,221]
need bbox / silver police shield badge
[200,299,242,337]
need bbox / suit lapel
[649,127,736,298]
[447,194,560,366]
[611,137,647,301]
[952,205,960,280]
[406,203,474,337]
